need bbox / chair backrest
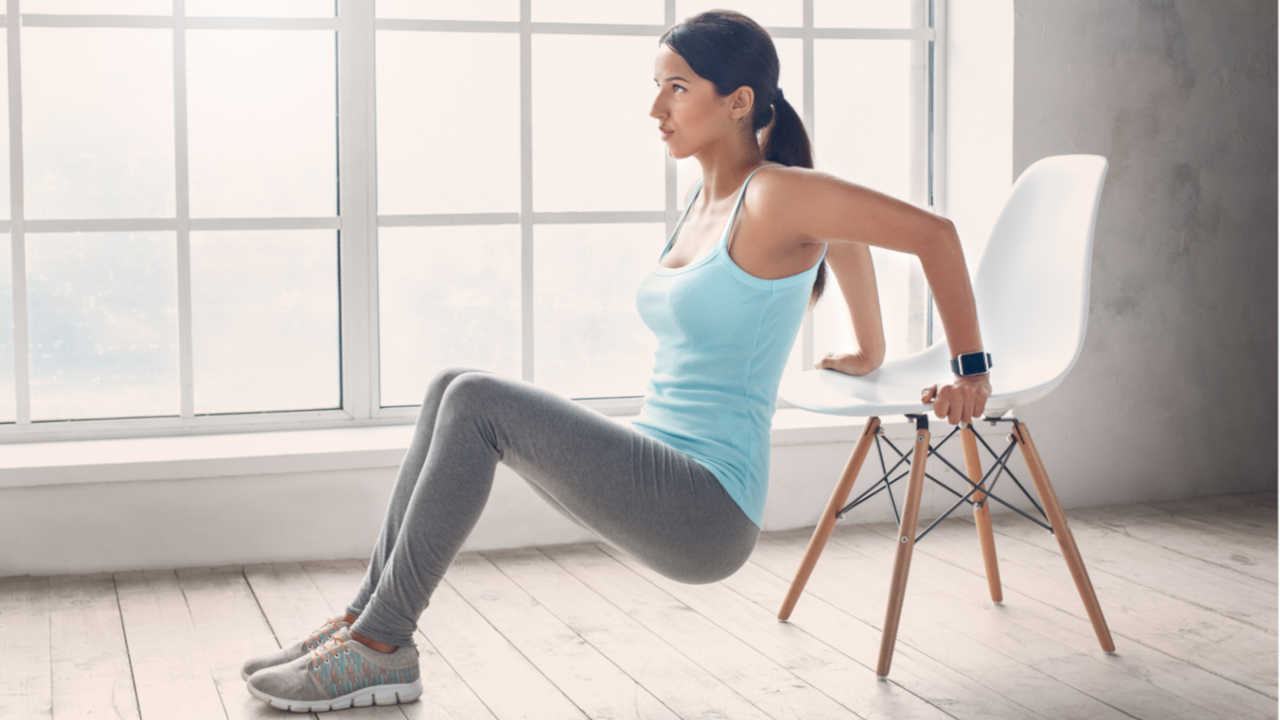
[972,155,1108,396]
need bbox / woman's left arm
[757,167,991,425]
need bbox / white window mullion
[926,0,947,348]
[931,0,948,218]
[7,0,28,425]
[800,0,815,371]
[519,0,533,383]
[338,0,375,419]
[173,0,194,418]
[663,0,676,239]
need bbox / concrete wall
[1011,0,1278,505]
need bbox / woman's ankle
[351,629,398,654]
[341,612,359,625]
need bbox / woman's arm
[814,241,886,376]
[752,167,991,424]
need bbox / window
[0,0,941,440]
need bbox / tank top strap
[659,179,704,261]
[720,163,782,254]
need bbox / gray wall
[1013,0,1277,505]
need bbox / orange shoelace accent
[310,634,350,670]
[303,618,342,650]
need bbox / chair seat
[779,342,1056,418]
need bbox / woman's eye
[673,84,686,93]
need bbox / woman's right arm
[814,241,886,376]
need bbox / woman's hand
[920,374,991,425]
[815,351,879,377]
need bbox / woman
[244,10,991,712]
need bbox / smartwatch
[950,351,992,377]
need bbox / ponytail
[662,12,827,305]
[760,90,812,169]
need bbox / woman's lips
[660,128,673,139]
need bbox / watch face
[960,353,989,375]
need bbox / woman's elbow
[865,346,886,372]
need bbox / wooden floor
[1,493,1275,720]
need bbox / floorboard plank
[1150,495,1278,527]
[987,511,1276,633]
[487,546,778,720]
[814,526,1229,720]
[301,559,495,720]
[543,543,864,720]
[1231,492,1277,509]
[115,570,226,720]
[0,576,53,719]
[858,520,1280,715]
[446,552,678,720]
[1072,505,1277,583]
[48,574,139,720]
[595,543,955,720]
[416,556,588,720]
[177,566,311,720]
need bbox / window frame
[0,0,945,442]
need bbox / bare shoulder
[746,164,946,248]
[743,165,851,240]
[746,166,859,212]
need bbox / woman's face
[650,45,742,160]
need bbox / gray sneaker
[247,627,422,712]
[241,616,350,680]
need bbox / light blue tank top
[632,164,827,527]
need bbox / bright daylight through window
[0,0,939,439]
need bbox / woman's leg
[351,372,759,648]
[345,367,481,618]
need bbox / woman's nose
[650,92,665,119]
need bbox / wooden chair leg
[876,425,930,677]
[778,416,881,620]
[1011,421,1116,653]
[962,425,1003,603]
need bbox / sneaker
[240,616,350,681]
[247,628,422,713]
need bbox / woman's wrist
[950,350,992,377]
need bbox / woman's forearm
[918,219,985,360]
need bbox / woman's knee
[437,371,517,421]
[423,367,486,406]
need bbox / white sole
[248,679,423,713]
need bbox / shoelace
[302,619,342,650]
[310,634,352,671]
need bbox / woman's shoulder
[744,165,843,225]
[748,165,841,202]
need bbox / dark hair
[661,10,826,304]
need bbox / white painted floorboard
[0,493,1274,719]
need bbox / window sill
[0,408,927,490]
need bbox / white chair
[776,155,1115,677]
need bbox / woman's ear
[728,85,755,120]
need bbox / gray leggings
[345,368,761,646]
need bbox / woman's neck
[693,135,767,203]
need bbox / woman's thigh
[444,372,759,584]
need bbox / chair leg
[1011,422,1116,653]
[778,416,881,620]
[876,425,930,677]
[962,425,1003,603]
